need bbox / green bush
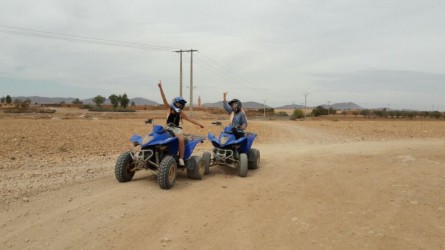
[311,106,336,117]
[430,111,442,119]
[276,111,288,117]
[292,109,305,119]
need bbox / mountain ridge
[8,96,363,109]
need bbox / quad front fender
[130,134,143,145]
[207,132,221,147]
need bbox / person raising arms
[223,91,247,139]
[158,81,204,166]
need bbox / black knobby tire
[248,148,260,169]
[158,155,177,189]
[202,151,211,175]
[186,156,205,180]
[238,153,248,177]
[115,151,135,182]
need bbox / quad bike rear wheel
[248,148,260,169]
[186,156,205,180]
[115,151,135,182]
[158,155,177,189]
[238,153,248,177]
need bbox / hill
[320,102,364,110]
[277,102,364,110]
[202,101,270,109]
[10,96,159,106]
[10,96,362,110]
[275,104,306,109]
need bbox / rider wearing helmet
[223,91,248,138]
[158,81,204,166]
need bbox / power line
[194,57,240,83]
[197,52,257,89]
[2,25,298,103]
[0,25,177,51]
[196,52,296,99]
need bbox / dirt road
[1,113,444,249]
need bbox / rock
[160,237,171,243]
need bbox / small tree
[360,109,370,118]
[312,106,328,117]
[93,95,106,107]
[1,96,5,104]
[13,98,22,108]
[120,93,130,108]
[72,98,83,105]
[23,98,31,108]
[406,111,417,120]
[130,101,136,106]
[109,94,120,110]
[292,109,305,119]
[6,95,12,104]
[430,111,442,119]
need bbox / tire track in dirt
[1,119,445,249]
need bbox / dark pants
[232,129,245,139]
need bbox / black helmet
[228,99,242,113]
[170,97,187,113]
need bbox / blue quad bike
[202,122,260,177]
[115,119,206,189]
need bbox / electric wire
[196,52,295,99]
[0,25,177,51]
[1,25,295,102]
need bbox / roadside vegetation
[1,94,443,119]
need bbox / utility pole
[263,100,267,117]
[190,49,197,112]
[174,49,198,112]
[327,101,331,115]
[303,92,309,120]
[174,50,184,97]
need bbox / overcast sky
[1,0,444,110]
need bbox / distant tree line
[87,93,135,112]
[1,95,12,105]
[356,109,443,119]
[253,105,443,120]
[1,95,32,108]
[1,94,136,111]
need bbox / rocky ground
[1,108,444,249]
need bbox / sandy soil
[1,108,444,249]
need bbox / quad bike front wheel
[248,148,260,169]
[238,153,248,177]
[202,151,211,175]
[115,151,135,182]
[186,156,205,180]
[158,155,177,189]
